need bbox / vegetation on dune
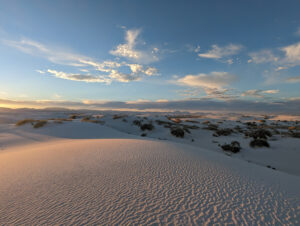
[140,123,154,131]
[220,141,241,153]
[16,119,36,126]
[170,127,185,138]
[250,139,270,148]
[33,120,48,129]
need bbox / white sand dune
[0,123,299,224]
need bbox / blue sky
[0,0,300,112]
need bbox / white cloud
[275,66,287,71]
[176,72,237,99]
[285,76,300,83]
[248,50,279,64]
[242,89,279,98]
[248,42,300,69]
[110,29,159,64]
[4,35,159,84]
[3,38,87,67]
[280,42,300,66]
[36,70,45,74]
[262,89,279,94]
[47,69,112,83]
[177,72,237,89]
[198,44,243,59]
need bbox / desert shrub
[203,123,219,131]
[16,119,36,126]
[185,120,199,123]
[245,122,257,128]
[234,125,243,133]
[171,118,182,123]
[258,119,266,123]
[288,126,296,131]
[33,120,47,129]
[140,123,154,131]
[171,127,185,138]
[246,129,272,139]
[141,133,147,137]
[69,114,79,119]
[113,115,127,120]
[289,131,300,138]
[220,141,241,153]
[202,120,210,125]
[81,117,91,122]
[133,119,142,126]
[81,117,104,124]
[213,128,233,137]
[183,124,199,130]
[155,120,175,128]
[249,139,270,148]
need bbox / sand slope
[1,132,299,224]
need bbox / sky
[0,0,300,113]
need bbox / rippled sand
[0,138,299,225]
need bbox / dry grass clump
[16,119,36,126]
[140,123,154,131]
[203,123,219,131]
[113,115,127,120]
[81,117,104,124]
[33,120,48,129]
[213,128,233,137]
[133,119,142,126]
[245,129,272,139]
[69,114,80,119]
[289,131,300,138]
[185,120,199,123]
[220,141,241,153]
[170,127,185,138]
[170,118,182,123]
[250,139,270,148]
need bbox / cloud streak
[3,32,159,84]
[1,98,300,114]
[198,44,243,59]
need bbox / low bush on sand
[113,115,127,120]
[16,119,36,126]
[213,128,233,137]
[81,117,104,124]
[171,127,185,138]
[203,123,218,131]
[245,129,272,139]
[33,120,48,129]
[220,141,241,153]
[133,119,142,126]
[140,123,154,131]
[250,139,270,148]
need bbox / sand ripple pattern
[0,139,299,225]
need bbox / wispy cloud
[176,72,237,99]
[242,89,279,98]
[47,69,112,83]
[248,42,300,69]
[177,72,237,89]
[3,32,159,84]
[198,44,243,60]
[110,29,159,64]
[3,38,87,67]
[248,50,279,64]
[285,76,300,83]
